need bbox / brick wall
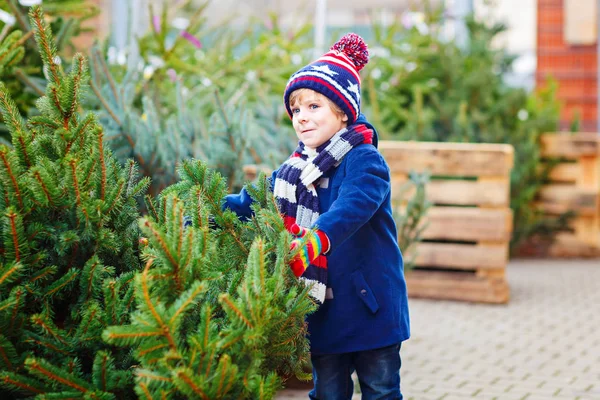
[536,0,598,130]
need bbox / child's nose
[297,110,308,122]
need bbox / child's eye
[309,104,320,109]
[291,108,300,114]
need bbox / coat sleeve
[222,169,278,220]
[313,147,391,252]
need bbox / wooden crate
[379,141,514,304]
[538,133,600,257]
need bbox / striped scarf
[273,123,374,303]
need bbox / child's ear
[342,114,348,122]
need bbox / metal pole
[314,0,327,59]
[449,0,474,49]
[111,0,149,68]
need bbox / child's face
[290,91,348,149]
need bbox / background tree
[0,0,98,141]
[361,8,564,251]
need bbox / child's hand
[289,223,309,238]
[289,225,330,277]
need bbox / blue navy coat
[224,117,410,354]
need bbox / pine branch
[6,210,21,262]
[14,68,46,96]
[0,298,17,313]
[9,287,23,332]
[140,260,177,351]
[30,315,69,346]
[0,340,15,371]
[215,355,236,397]
[174,369,210,400]
[67,158,81,205]
[24,335,70,356]
[89,80,122,126]
[25,358,91,393]
[0,372,46,394]
[91,46,119,106]
[0,146,24,209]
[141,219,179,274]
[29,6,61,86]
[168,281,206,326]
[219,294,253,329]
[98,130,106,200]
[32,170,53,205]
[44,268,78,297]
[0,263,21,286]
[0,83,28,139]
[65,114,93,155]
[6,0,32,35]
[65,53,86,121]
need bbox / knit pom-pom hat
[283,33,369,124]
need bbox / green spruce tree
[86,45,295,196]
[0,0,99,141]
[0,6,149,398]
[103,160,316,399]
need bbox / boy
[224,33,410,399]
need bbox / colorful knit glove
[289,224,330,278]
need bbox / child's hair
[289,88,346,120]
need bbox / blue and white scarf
[273,123,373,302]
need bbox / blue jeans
[309,343,402,400]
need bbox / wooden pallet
[380,141,514,304]
[538,133,600,257]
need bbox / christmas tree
[0,6,148,397]
[104,161,316,398]
[0,0,99,141]
[2,7,320,398]
[86,44,295,196]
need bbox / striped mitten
[289,224,330,277]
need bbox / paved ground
[276,259,600,400]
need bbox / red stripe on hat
[318,52,361,81]
[290,76,357,121]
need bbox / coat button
[360,289,367,296]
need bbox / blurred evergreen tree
[85,45,295,196]
[361,7,566,251]
[0,0,98,141]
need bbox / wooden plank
[572,215,600,246]
[391,178,511,207]
[540,133,600,158]
[413,242,509,270]
[548,233,600,257]
[419,207,512,242]
[546,162,579,183]
[537,185,599,215]
[405,270,509,303]
[578,156,600,190]
[380,141,514,177]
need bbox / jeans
[309,343,402,400]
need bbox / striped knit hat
[283,33,369,125]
